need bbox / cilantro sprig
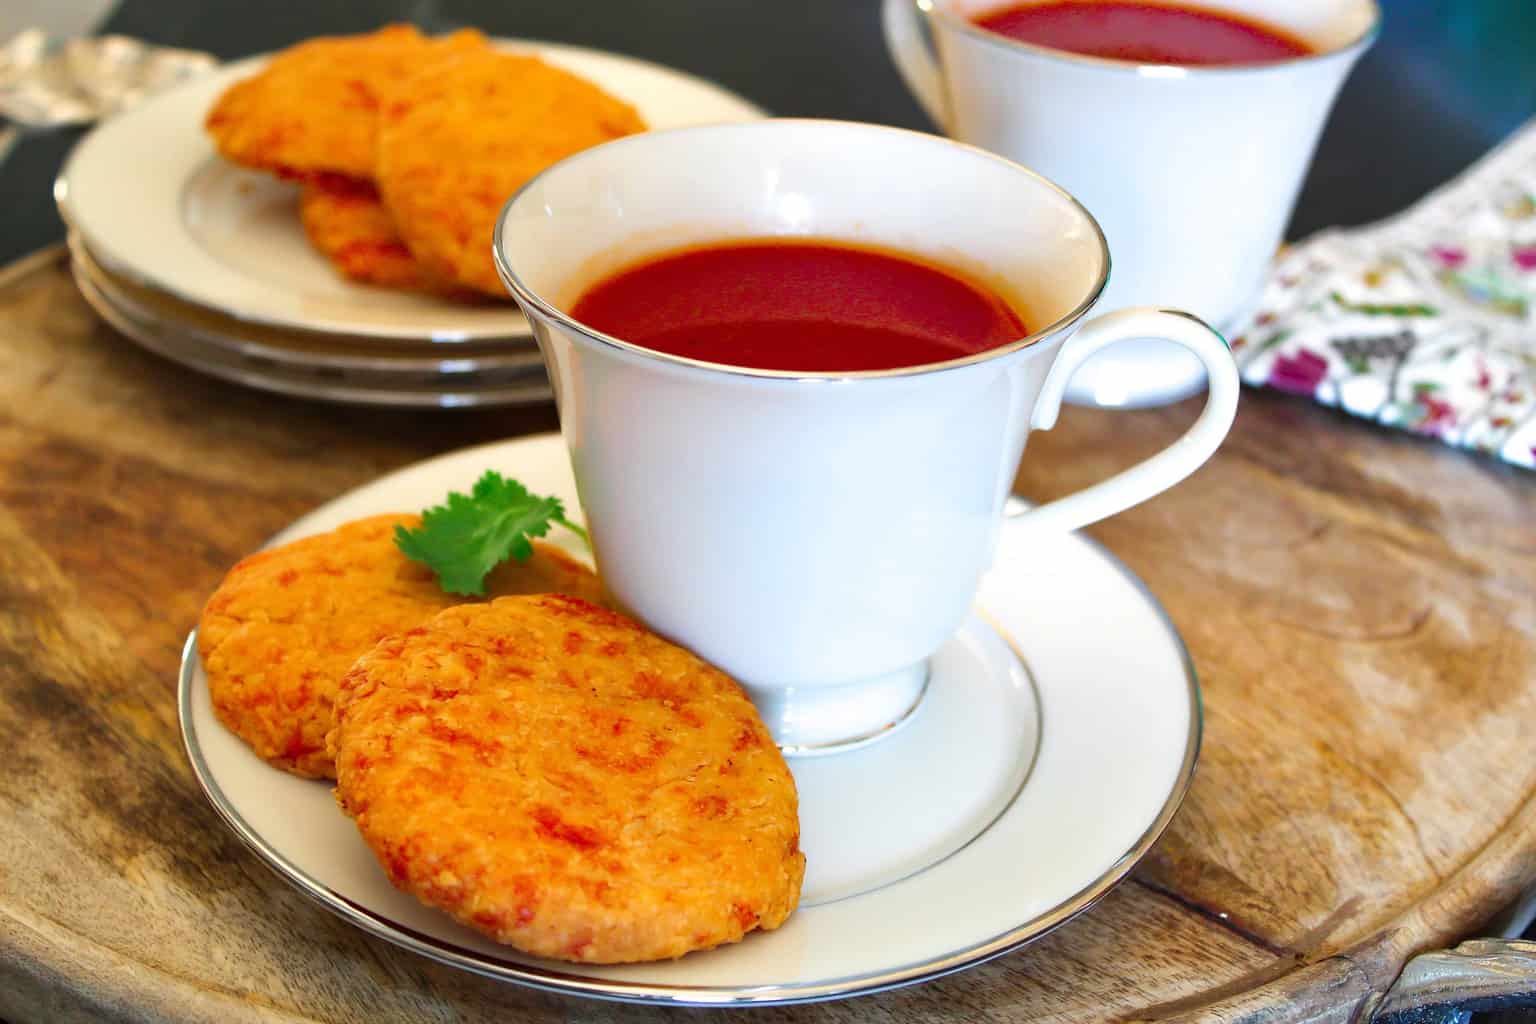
[395,471,589,596]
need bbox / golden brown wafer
[330,594,804,962]
[198,514,604,778]
[204,25,487,182]
[376,51,645,297]
[299,178,429,291]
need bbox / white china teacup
[494,120,1237,754]
[885,0,1379,406]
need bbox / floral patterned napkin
[1232,119,1536,470]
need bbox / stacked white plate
[55,39,768,408]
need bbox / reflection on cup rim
[931,0,1383,78]
[493,119,1111,384]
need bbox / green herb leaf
[395,471,589,596]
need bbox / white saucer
[179,434,1199,1005]
[57,41,767,343]
[70,235,554,409]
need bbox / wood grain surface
[0,248,1532,1023]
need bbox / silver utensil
[0,27,215,161]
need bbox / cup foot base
[749,661,932,758]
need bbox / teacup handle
[1011,308,1240,532]
[882,0,950,129]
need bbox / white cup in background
[885,0,1379,407]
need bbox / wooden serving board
[1,249,1533,1023]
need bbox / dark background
[0,1,1532,1018]
[4,0,1536,264]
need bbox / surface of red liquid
[973,1,1311,65]
[569,242,1028,373]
